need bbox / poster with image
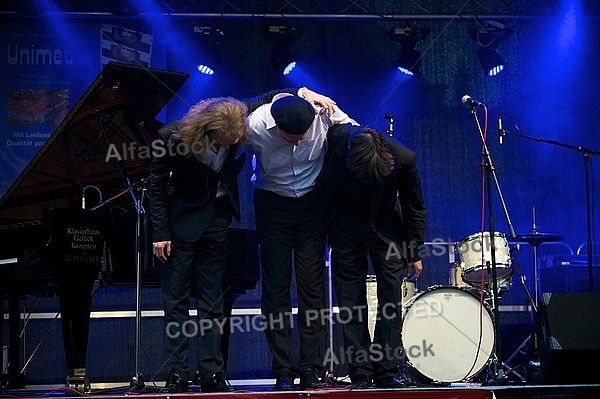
[101,23,153,67]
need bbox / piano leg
[55,269,98,394]
[0,295,26,389]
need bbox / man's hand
[406,259,423,281]
[153,241,171,263]
[301,87,337,116]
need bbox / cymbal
[510,232,564,245]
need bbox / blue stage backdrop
[0,6,599,385]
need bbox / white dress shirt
[247,96,353,198]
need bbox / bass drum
[400,285,495,383]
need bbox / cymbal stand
[530,207,540,308]
[467,104,517,384]
[502,245,537,380]
[500,120,600,291]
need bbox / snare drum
[457,231,513,286]
[451,262,512,297]
[400,285,495,383]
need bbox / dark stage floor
[1,379,599,399]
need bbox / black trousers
[161,198,231,383]
[253,188,328,378]
[329,226,406,381]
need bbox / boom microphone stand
[464,96,517,384]
[499,118,600,292]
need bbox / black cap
[270,96,315,135]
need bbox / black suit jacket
[319,123,427,260]
[150,89,295,243]
[149,123,246,242]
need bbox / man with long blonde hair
[151,97,249,393]
[151,89,335,393]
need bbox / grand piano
[0,61,260,392]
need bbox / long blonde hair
[173,97,248,160]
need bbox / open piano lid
[0,62,189,225]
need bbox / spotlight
[267,23,304,77]
[283,62,296,76]
[197,64,215,75]
[271,47,296,76]
[388,25,429,77]
[193,24,224,76]
[397,47,421,76]
[477,47,505,77]
[469,20,513,77]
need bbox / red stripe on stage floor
[156,388,493,399]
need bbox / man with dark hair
[320,124,426,389]
[247,93,356,391]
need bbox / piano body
[0,62,260,391]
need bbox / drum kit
[399,229,563,385]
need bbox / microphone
[461,95,485,108]
[384,113,394,136]
[498,114,505,144]
[82,192,86,209]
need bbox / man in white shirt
[247,93,355,391]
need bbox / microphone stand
[130,181,147,392]
[468,105,517,384]
[322,246,336,385]
[501,127,599,292]
[93,107,148,392]
[384,113,394,136]
[87,182,148,392]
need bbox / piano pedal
[67,368,91,394]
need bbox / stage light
[397,47,421,76]
[267,23,304,77]
[283,62,296,75]
[193,24,224,76]
[271,47,296,76]
[388,25,429,77]
[477,47,505,77]
[197,64,215,75]
[195,52,218,75]
[469,21,513,77]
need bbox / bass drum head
[400,285,495,383]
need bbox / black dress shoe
[273,374,295,391]
[350,374,373,389]
[299,367,325,390]
[201,372,235,393]
[163,372,189,393]
[373,375,406,388]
